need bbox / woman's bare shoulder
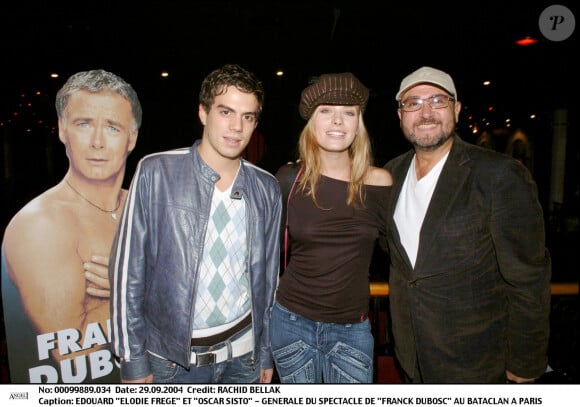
[365,166,393,186]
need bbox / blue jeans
[270,302,374,383]
[149,326,259,383]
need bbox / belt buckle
[195,352,216,367]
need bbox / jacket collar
[190,139,246,201]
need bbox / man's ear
[198,104,207,126]
[128,130,139,153]
[454,100,462,122]
[57,119,66,143]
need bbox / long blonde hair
[296,112,373,208]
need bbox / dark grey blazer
[384,135,551,383]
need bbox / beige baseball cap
[396,66,457,101]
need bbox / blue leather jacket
[109,140,282,381]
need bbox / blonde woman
[271,72,392,383]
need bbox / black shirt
[277,175,391,323]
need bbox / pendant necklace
[65,179,121,220]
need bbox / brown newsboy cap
[299,72,369,120]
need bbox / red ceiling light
[516,36,539,46]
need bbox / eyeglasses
[399,95,455,112]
